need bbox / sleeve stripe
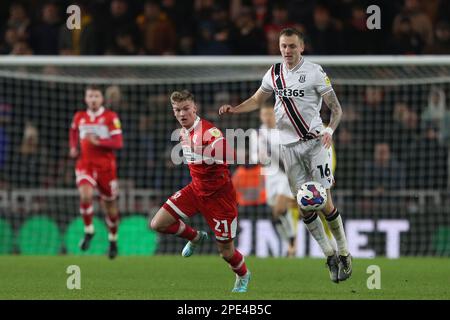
[211,136,225,149]
[110,129,122,135]
[320,88,334,96]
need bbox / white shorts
[264,169,294,207]
[280,138,334,195]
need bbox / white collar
[285,56,304,73]
[187,116,201,133]
[87,106,105,118]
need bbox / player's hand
[320,127,333,149]
[86,133,100,146]
[218,104,234,115]
[69,147,78,158]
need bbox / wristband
[321,127,334,136]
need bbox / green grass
[0,256,448,299]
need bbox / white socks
[304,212,335,257]
[325,209,349,256]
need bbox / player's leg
[282,143,335,259]
[310,140,349,281]
[150,185,206,257]
[272,194,296,257]
[203,182,249,292]
[76,168,97,251]
[216,240,250,293]
[150,206,207,257]
[321,189,352,281]
[319,211,338,251]
[97,172,120,259]
[100,198,119,259]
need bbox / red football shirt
[180,117,233,196]
[70,107,122,167]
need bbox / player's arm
[321,90,343,149]
[219,88,272,115]
[87,114,124,149]
[88,134,123,149]
[69,113,79,158]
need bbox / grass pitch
[0,256,448,300]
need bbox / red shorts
[75,161,118,201]
[162,181,238,242]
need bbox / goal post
[0,56,449,257]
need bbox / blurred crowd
[1,0,450,56]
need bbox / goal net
[0,56,449,258]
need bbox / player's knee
[149,217,159,231]
[80,195,93,204]
[149,217,166,233]
[218,246,234,260]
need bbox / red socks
[163,220,198,241]
[80,202,93,227]
[225,249,248,277]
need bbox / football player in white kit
[250,105,298,257]
[219,28,352,283]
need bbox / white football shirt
[260,57,334,145]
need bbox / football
[297,181,327,212]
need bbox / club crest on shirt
[299,74,306,83]
[209,127,221,138]
[325,76,331,86]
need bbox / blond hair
[170,90,195,104]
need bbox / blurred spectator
[10,40,33,55]
[4,122,48,188]
[389,16,425,54]
[408,122,448,189]
[363,142,407,192]
[195,4,232,55]
[359,86,391,152]
[6,2,31,39]
[390,101,420,161]
[105,0,140,55]
[264,3,297,55]
[231,0,269,28]
[0,28,19,54]
[29,2,62,55]
[421,86,446,132]
[334,125,364,190]
[229,6,267,55]
[161,0,195,54]
[424,21,450,54]
[106,28,143,55]
[137,0,176,55]
[392,0,433,47]
[343,4,381,54]
[307,4,344,55]
[0,2,30,54]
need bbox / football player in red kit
[69,85,123,259]
[150,90,250,292]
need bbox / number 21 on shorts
[213,219,229,233]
